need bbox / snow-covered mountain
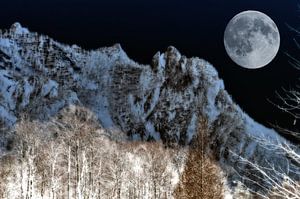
[0,23,298,191]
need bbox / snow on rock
[0,23,298,192]
[10,22,29,35]
[0,105,17,127]
[20,79,34,108]
[41,79,58,98]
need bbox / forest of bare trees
[0,106,186,199]
[0,92,299,199]
[0,106,230,199]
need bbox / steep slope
[0,23,298,191]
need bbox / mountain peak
[10,22,29,35]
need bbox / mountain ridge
[0,23,298,191]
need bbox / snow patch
[95,95,115,129]
[10,22,29,35]
[203,65,225,123]
[186,113,197,143]
[145,121,160,140]
[21,79,34,108]
[0,70,17,110]
[244,114,281,141]
[41,80,58,98]
[159,53,166,68]
[0,106,17,126]
[0,38,12,49]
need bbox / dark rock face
[107,46,212,145]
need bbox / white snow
[244,114,281,140]
[204,85,220,122]
[95,95,115,129]
[186,113,197,143]
[0,105,17,126]
[20,79,34,108]
[145,121,160,140]
[202,63,225,123]
[224,192,233,199]
[0,70,17,110]
[41,80,58,98]
[11,22,29,35]
[0,38,12,48]
[168,111,176,121]
[126,153,143,174]
[139,69,152,91]
[144,87,161,118]
[158,53,166,68]
[128,94,144,118]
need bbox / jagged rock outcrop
[0,23,299,191]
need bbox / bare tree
[233,31,300,198]
[174,118,226,199]
[231,137,300,199]
[0,105,187,199]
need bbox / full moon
[224,11,280,69]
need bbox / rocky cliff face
[0,23,298,190]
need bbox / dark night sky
[1,0,299,141]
